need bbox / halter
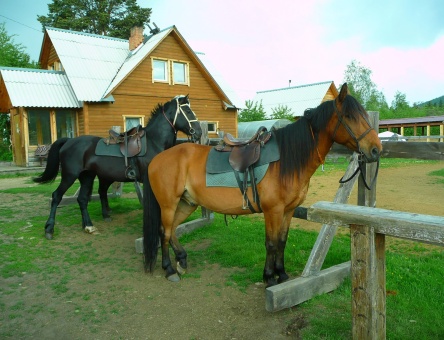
[162,97,199,137]
[331,99,379,190]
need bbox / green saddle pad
[205,134,280,187]
[95,135,147,158]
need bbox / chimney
[129,26,144,51]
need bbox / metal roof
[0,67,80,108]
[253,81,334,117]
[379,116,444,126]
[237,119,292,138]
[46,27,129,102]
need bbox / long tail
[33,137,70,184]
[142,171,161,272]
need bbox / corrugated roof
[46,27,129,102]
[253,81,334,117]
[237,119,292,138]
[379,116,444,125]
[0,67,80,108]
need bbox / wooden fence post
[351,111,386,339]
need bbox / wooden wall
[84,34,237,138]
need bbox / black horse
[33,95,202,240]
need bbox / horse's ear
[338,83,348,103]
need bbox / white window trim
[207,121,219,134]
[152,58,170,84]
[172,60,190,86]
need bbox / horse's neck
[145,118,176,150]
[298,130,334,183]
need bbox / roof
[253,81,336,117]
[46,27,129,102]
[0,67,80,108]
[1,26,239,108]
[379,116,444,126]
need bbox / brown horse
[142,83,382,286]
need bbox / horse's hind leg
[45,176,77,240]
[98,178,113,221]
[169,200,199,274]
[77,171,97,234]
[159,200,196,282]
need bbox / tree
[270,105,294,120]
[0,23,39,68]
[391,91,409,112]
[37,0,152,39]
[0,23,39,160]
[238,100,267,122]
[343,60,380,109]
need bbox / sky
[2,0,444,106]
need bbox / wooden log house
[0,25,239,166]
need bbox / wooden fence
[307,201,444,339]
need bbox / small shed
[237,119,292,139]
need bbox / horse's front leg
[274,212,293,284]
[78,172,97,234]
[263,210,290,287]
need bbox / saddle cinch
[215,126,272,212]
[104,125,145,179]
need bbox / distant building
[252,81,338,118]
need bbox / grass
[1,159,443,339]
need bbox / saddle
[215,126,272,212]
[104,125,145,179]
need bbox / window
[152,58,190,85]
[173,61,188,84]
[124,116,144,131]
[28,110,51,145]
[152,59,169,82]
[56,110,76,138]
[207,122,218,134]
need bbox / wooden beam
[307,201,444,246]
[265,262,350,312]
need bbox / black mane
[274,95,365,183]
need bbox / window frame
[172,60,189,86]
[152,58,170,83]
[123,115,144,131]
[207,121,219,134]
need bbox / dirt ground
[0,161,443,339]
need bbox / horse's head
[167,95,202,142]
[330,83,382,162]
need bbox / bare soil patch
[1,162,443,339]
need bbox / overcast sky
[2,0,444,107]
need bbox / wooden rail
[307,201,444,339]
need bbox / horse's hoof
[176,262,186,275]
[167,273,181,282]
[103,217,112,222]
[84,226,99,234]
[45,232,53,240]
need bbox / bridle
[331,99,379,190]
[162,97,199,138]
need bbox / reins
[332,100,379,190]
